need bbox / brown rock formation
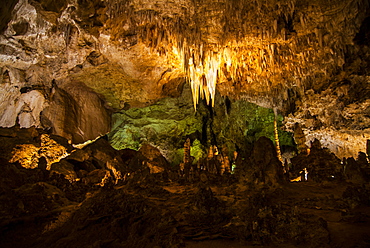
[0,3,370,246]
[0,0,369,157]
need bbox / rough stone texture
[0,157,366,248]
[42,81,111,143]
[1,127,370,248]
[0,0,369,156]
[50,160,77,182]
[138,143,170,174]
[291,139,344,183]
[109,84,294,165]
[284,77,370,158]
[0,126,73,170]
[0,0,18,33]
[0,89,46,128]
[250,136,285,186]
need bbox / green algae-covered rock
[109,85,294,164]
[109,84,205,164]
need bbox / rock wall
[284,75,370,158]
[0,0,369,157]
[109,84,294,164]
[42,81,111,143]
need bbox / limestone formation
[0,0,369,157]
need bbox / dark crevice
[0,0,18,34]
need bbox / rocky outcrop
[1,126,370,248]
[0,66,111,143]
[250,136,285,186]
[284,76,370,158]
[42,81,111,143]
[0,89,46,128]
[109,83,295,165]
[291,139,343,183]
[0,126,73,170]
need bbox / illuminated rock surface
[0,127,370,248]
[0,0,369,156]
[109,84,294,164]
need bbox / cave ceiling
[0,0,370,157]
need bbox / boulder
[67,149,91,163]
[50,160,77,182]
[291,139,343,182]
[344,157,367,184]
[83,169,111,186]
[138,143,170,174]
[83,137,127,183]
[42,83,111,144]
[250,136,285,186]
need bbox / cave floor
[145,181,370,248]
[1,176,370,248]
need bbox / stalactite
[101,0,363,110]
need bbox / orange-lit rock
[0,0,369,160]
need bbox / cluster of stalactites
[181,44,219,108]
[175,40,327,110]
[104,0,368,109]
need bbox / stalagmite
[293,123,309,154]
[274,111,284,164]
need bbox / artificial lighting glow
[172,40,283,109]
[290,167,309,182]
[9,134,69,169]
[9,144,40,169]
[290,176,301,182]
[72,134,105,149]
